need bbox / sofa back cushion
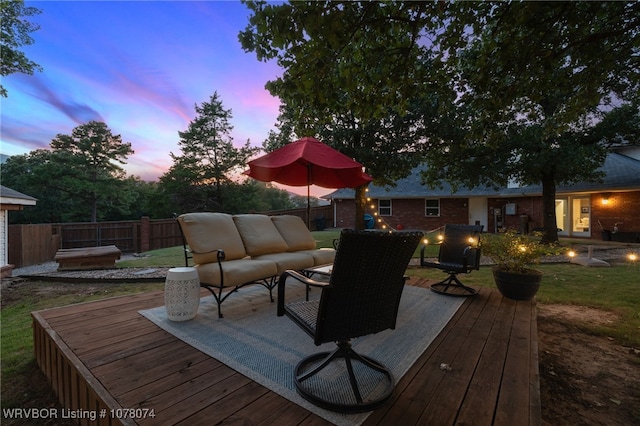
[233,214,289,256]
[271,215,317,252]
[178,213,247,263]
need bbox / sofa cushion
[271,215,317,252]
[296,248,336,266]
[178,213,247,263]
[251,252,315,275]
[233,214,289,256]
[195,258,278,287]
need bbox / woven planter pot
[492,267,543,301]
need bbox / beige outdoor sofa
[176,212,335,318]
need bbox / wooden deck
[32,278,540,426]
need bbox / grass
[117,246,190,267]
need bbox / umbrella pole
[307,184,311,229]
[307,166,311,229]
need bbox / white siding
[1,209,7,266]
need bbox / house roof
[324,150,640,200]
[0,185,37,206]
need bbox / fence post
[141,216,150,253]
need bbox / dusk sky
[1,1,329,195]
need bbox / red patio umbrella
[245,137,372,226]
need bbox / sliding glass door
[555,196,591,237]
[571,197,591,237]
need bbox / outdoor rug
[139,283,465,426]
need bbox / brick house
[325,148,640,242]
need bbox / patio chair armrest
[282,269,329,288]
[463,246,481,270]
[277,269,329,316]
[461,246,472,268]
[420,244,427,263]
[309,269,331,278]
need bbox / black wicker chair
[277,229,423,413]
[420,224,483,297]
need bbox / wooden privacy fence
[8,205,335,268]
[8,224,60,269]
[8,218,182,268]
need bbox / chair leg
[294,341,394,413]
[430,273,478,297]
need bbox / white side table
[165,267,200,321]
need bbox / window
[378,199,392,216]
[425,199,440,216]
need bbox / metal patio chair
[420,224,483,297]
[277,229,423,413]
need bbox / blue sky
[1,1,285,184]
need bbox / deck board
[32,278,540,426]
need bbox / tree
[421,1,640,243]
[240,1,452,229]
[241,1,639,239]
[1,150,69,223]
[161,92,260,213]
[222,180,296,214]
[1,124,138,223]
[1,0,43,97]
[50,121,135,222]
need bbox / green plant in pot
[480,229,561,300]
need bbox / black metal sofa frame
[175,212,335,318]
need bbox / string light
[364,196,447,240]
[628,253,638,272]
[420,227,446,245]
[366,197,396,231]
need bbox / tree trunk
[540,173,558,244]
[90,192,98,222]
[354,184,368,230]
